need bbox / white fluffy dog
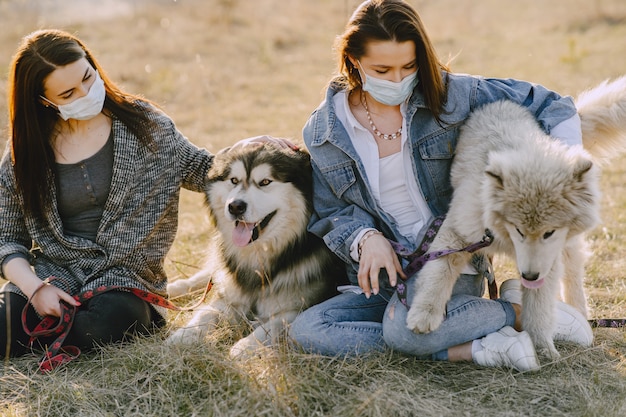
[405,77,626,360]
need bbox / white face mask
[358,61,417,106]
[41,71,106,121]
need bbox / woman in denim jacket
[289,0,591,371]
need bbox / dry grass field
[0,0,625,416]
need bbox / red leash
[22,276,212,373]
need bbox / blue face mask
[358,61,417,106]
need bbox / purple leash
[388,216,494,308]
[589,319,626,328]
[389,217,625,328]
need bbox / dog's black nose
[521,271,540,281]
[228,200,247,216]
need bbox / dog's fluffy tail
[577,75,626,161]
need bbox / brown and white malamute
[167,142,343,357]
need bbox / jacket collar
[310,78,430,148]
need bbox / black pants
[0,290,164,358]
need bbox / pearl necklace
[362,94,402,141]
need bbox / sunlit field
[1,1,625,416]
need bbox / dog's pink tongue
[233,221,255,247]
[521,277,545,289]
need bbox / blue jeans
[289,274,516,359]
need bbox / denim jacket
[303,71,577,285]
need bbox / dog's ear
[572,158,593,182]
[216,146,233,156]
[207,154,232,183]
[292,147,311,163]
[485,168,504,188]
[485,150,508,188]
[276,142,311,168]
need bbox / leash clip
[463,228,494,253]
[482,229,493,245]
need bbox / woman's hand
[357,233,405,298]
[29,283,80,317]
[3,258,81,317]
[232,135,300,151]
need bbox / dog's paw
[527,331,560,361]
[166,326,207,345]
[229,336,263,359]
[167,280,193,298]
[405,304,445,333]
[536,340,560,361]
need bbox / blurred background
[2,0,625,149]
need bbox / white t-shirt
[333,91,433,258]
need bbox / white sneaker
[499,279,593,347]
[473,326,540,372]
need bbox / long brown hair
[333,0,449,118]
[7,29,158,219]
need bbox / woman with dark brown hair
[289,0,592,371]
[0,29,281,365]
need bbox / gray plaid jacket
[0,105,213,314]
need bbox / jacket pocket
[416,127,460,199]
[320,161,357,199]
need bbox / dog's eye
[259,179,272,186]
[543,230,555,240]
[515,227,525,238]
[230,178,239,185]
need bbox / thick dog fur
[167,143,342,357]
[405,76,626,361]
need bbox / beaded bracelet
[357,230,383,259]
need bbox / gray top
[55,131,114,242]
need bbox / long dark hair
[7,29,158,219]
[334,0,449,119]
